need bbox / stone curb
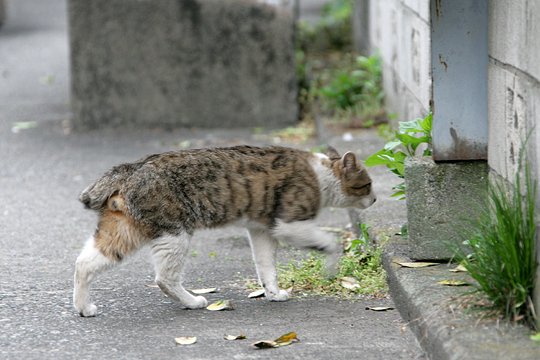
[382,243,540,360]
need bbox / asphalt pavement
[0,1,425,359]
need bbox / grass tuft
[454,159,537,329]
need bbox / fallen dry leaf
[253,331,299,349]
[207,299,234,311]
[438,280,469,286]
[365,306,395,311]
[395,261,439,268]
[253,340,279,349]
[449,264,468,273]
[191,288,217,294]
[224,334,247,341]
[175,336,197,345]
[274,331,298,346]
[340,276,361,291]
[248,289,266,299]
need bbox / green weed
[365,112,432,199]
[453,159,537,329]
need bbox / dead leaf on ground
[340,276,360,291]
[175,336,197,345]
[253,340,279,349]
[365,306,395,311]
[438,280,470,286]
[274,331,299,346]
[449,264,468,273]
[248,289,266,299]
[253,331,299,349]
[207,299,234,311]
[395,261,439,268]
[191,288,217,294]
[224,334,247,341]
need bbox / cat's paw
[185,295,208,309]
[77,303,98,317]
[325,252,341,279]
[267,289,289,302]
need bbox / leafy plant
[365,113,432,199]
[319,55,383,112]
[296,0,353,51]
[453,157,538,329]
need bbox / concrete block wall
[488,0,540,181]
[69,0,297,130]
[366,0,431,121]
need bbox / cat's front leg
[272,219,342,278]
[247,228,289,301]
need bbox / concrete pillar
[68,0,298,130]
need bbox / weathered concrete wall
[69,0,297,130]
[487,0,540,327]
[361,0,431,122]
[405,158,488,260]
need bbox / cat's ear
[326,145,340,160]
[342,152,357,171]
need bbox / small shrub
[365,113,432,199]
[318,55,385,124]
[453,159,538,329]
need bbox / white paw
[185,295,208,309]
[267,289,289,302]
[77,303,98,317]
[325,253,341,279]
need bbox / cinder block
[68,0,297,130]
[405,157,488,260]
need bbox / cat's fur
[73,145,376,317]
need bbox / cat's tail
[79,164,136,211]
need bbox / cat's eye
[351,183,371,191]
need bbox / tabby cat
[73,145,376,317]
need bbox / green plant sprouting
[364,113,432,199]
[453,156,538,329]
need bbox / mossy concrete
[68,0,297,130]
[405,157,489,260]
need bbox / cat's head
[326,146,376,209]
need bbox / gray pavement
[0,1,425,359]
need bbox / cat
[73,145,376,317]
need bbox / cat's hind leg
[247,227,289,301]
[74,210,147,317]
[272,219,342,278]
[151,234,208,309]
